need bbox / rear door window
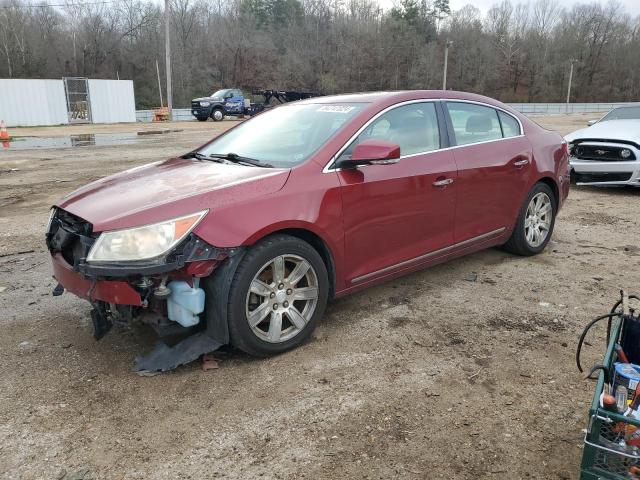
[498,111,521,137]
[445,102,503,146]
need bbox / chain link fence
[507,102,630,115]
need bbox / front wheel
[226,234,329,357]
[503,182,556,256]
[211,108,224,122]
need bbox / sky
[379,0,640,16]
[447,0,640,15]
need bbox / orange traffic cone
[0,120,9,141]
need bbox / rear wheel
[227,234,329,357]
[503,182,556,256]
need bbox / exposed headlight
[199,101,211,107]
[621,148,632,159]
[87,211,207,263]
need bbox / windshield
[601,106,640,122]
[198,103,366,168]
[211,89,232,98]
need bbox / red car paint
[54,90,569,302]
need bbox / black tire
[226,234,329,357]
[196,116,208,122]
[503,182,557,256]
[211,108,224,122]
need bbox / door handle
[433,178,454,187]
[514,159,530,167]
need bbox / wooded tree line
[0,0,638,108]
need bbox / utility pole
[442,41,452,90]
[73,32,77,74]
[156,59,164,108]
[566,59,575,113]
[164,0,172,118]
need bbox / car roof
[296,90,513,111]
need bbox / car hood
[56,157,290,232]
[565,119,640,143]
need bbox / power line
[0,0,117,9]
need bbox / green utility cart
[581,316,640,479]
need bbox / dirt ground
[1,113,638,480]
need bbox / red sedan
[46,90,570,372]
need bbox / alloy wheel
[524,192,552,248]
[245,254,319,343]
[213,110,224,121]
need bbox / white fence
[88,80,136,123]
[0,79,68,126]
[1,84,632,126]
[134,102,633,123]
[508,102,630,114]
[0,78,136,127]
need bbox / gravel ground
[1,114,639,480]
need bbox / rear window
[499,111,521,137]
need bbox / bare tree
[0,0,638,106]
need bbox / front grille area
[572,144,636,161]
[47,208,95,267]
[572,171,633,183]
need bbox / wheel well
[537,177,559,209]
[269,228,336,299]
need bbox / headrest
[466,114,493,133]
[391,115,425,132]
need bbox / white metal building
[0,78,136,127]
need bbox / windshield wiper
[204,152,273,168]
[187,152,225,163]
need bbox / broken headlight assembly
[46,207,56,233]
[87,210,208,263]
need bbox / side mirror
[588,119,597,126]
[337,139,401,169]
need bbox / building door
[63,77,92,124]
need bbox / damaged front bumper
[46,207,240,373]
[51,252,143,305]
[570,159,640,186]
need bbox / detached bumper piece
[134,332,222,375]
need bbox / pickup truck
[191,88,246,122]
[191,89,322,122]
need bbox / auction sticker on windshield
[317,105,356,113]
